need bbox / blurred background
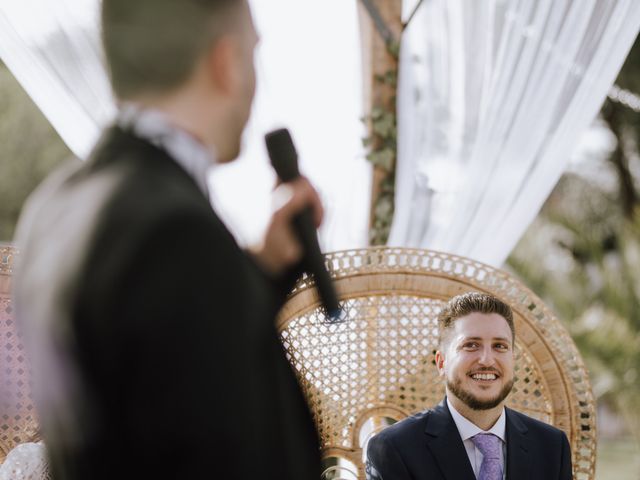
[1,22,640,480]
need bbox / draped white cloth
[0,1,113,158]
[390,0,640,266]
[0,0,370,252]
[2,1,640,263]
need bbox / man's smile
[470,373,498,381]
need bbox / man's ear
[205,35,238,95]
[435,350,446,376]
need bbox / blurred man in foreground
[14,1,321,478]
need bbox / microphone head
[265,128,299,182]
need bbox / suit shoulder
[370,410,430,445]
[508,408,568,439]
[84,128,211,217]
[80,146,216,239]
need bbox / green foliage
[366,147,395,171]
[0,61,73,242]
[385,40,400,61]
[375,69,398,88]
[364,99,397,244]
[369,175,396,245]
[363,48,398,245]
[508,173,640,443]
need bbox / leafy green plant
[362,42,398,245]
[0,61,72,241]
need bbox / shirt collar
[116,103,216,198]
[447,397,507,443]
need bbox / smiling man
[365,292,572,480]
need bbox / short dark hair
[437,292,515,348]
[101,0,243,100]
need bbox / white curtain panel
[390,0,640,266]
[0,0,370,252]
[0,1,114,158]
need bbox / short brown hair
[101,0,243,100]
[437,292,514,348]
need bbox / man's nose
[477,346,495,366]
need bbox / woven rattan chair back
[277,248,596,480]
[0,245,39,464]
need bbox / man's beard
[447,374,515,410]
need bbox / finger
[281,229,303,264]
[272,178,324,232]
[272,180,312,220]
[272,183,295,212]
[305,180,324,227]
[292,177,324,227]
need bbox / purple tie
[472,433,503,480]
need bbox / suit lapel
[505,408,532,480]
[424,400,476,480]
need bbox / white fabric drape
[0,2,114,158]
[390,0,640,266]
[0,0,370,252]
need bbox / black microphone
[265,128,342,321]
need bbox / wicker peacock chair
[277,247,597,480]
[1,245,597,478]
[0,245,39,464]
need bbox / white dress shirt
[116,103,216,199]
[447,398,507,480]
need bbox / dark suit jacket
[14,127,321,479]
[366,399,572,480]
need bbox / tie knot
[472,433,502,459]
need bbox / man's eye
[463,342,479,349]
[494,343,509,350]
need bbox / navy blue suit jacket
[366,399,572,480]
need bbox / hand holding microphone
[265,128,342,321]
